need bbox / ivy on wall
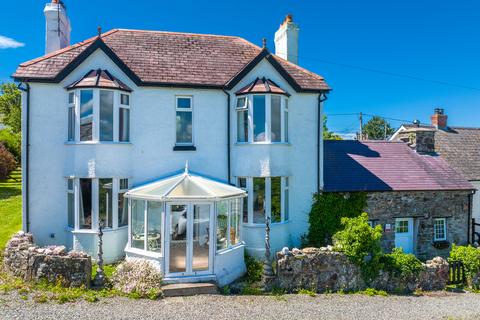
[306,192,367,247]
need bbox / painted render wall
[471,181,480,222]
[23,49,322,261]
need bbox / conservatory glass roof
[125,169,246,201]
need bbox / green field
[0,168,22,250]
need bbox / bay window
[67,178,129,230]
[236,94,289,143]
[216,198,242,252]
[238,176,289,224]
[176,96,193,145]
[67,90,131,143]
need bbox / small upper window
[236,97,247,109]
[175,96,193,145]
[434,218,447,241]
[120,94,130,106]
[68,92,74,104]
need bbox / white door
[165,203,214,277]
[395,218,414,254]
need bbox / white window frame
[67,92,76,142]
[236,94,289,144]
[237,176,289,225]
[68,89,131,143]
[236,97,249,143]
[175,95,194,146]
[216,198,243,253]
[68,177,129,231]
[434,218,447,241]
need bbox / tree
[0,83,22,134]
[323,115,342,140]
[362,116,394,140]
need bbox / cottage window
[238,176,289,224]
[176,96,193,145]
[434,218,447,241]
[67,90,131,143]
[67,178,129,230]
[216,198,242,252]
[236,94,289,143]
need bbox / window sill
[243,220,290,228]
[173,145,197,151]
[216,243,245,255]
[234,142,291,146]
[125,246,163,259]
[65,141,132,145]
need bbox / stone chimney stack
[274,14,299,64]
[431,108,448,130]
[44,0,71,54]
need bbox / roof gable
[13,29,330,92]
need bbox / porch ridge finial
[185,160,189,175]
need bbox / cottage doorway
[165,203,214,277]
[394,218,414,253]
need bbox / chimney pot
[274,14,299,64]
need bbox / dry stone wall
[276,247,449,293]
[3,232,91,288]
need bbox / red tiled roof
[13,29,330,92]
[235,77,289,96]
[324,140,474,192]
[66,69,132,92]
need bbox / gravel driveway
[1,291,480,320]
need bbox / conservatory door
[166,203,213,277]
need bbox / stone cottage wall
[366,190,470,260]
[3,232,91,288]
[276,247,449,293]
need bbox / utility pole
[359,112,363,141]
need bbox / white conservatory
[124,166,247,285]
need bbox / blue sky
[1,0,479,134]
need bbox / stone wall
[366,190,470,260]
[276,247,449,293]
[3,232,91,288]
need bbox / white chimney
[44,0,71,54]
[274,14,299,64]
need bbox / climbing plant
[306,192,367,247]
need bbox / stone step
[162,282,218,297]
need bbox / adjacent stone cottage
[324,140,475,260]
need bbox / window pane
[253,95,266,142]
[193,204,210,270]
[68,106,75,141]
[177,97,191,109]
[119,108,130,142]
[253,177,265,223]
[284,177,289,221]
[67,178,74,190]
[396,220,409,233]
[230,199,240,245]
[434,219,446,240]
[131,200,145,250]
[216,201,228,251]
[68,92,74,104]
[236,97,246,109]
[79,179,92,229]
[99,178,113,228]
[118,192,128,227]
[119,178,129,190]
[284,99,288,142]
[271,96,281,142]
[80,90,93,141]
[120,94,129,105]
[271,177,281,223]
[68,192,74,228]
[176,111,193,143]
[100,91,114,141]
[147,201,162,253]
[237,110,248,142]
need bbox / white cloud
[0,35,25,49]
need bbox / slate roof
[323,140,474,192]
[235,77,289,96]
[66,69,132,92]
[13,29,330,92]
[434,127,480,181]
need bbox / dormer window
[235,78,289,144]
[66,69,132,143]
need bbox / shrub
[0,129,20,161]
[244,253,263,284]
[111,259,163,299]
[307,192,367,247]
[449,244,480,282]
[381,248,424,279]
[0,143,17,180]
[333,213,383,266]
